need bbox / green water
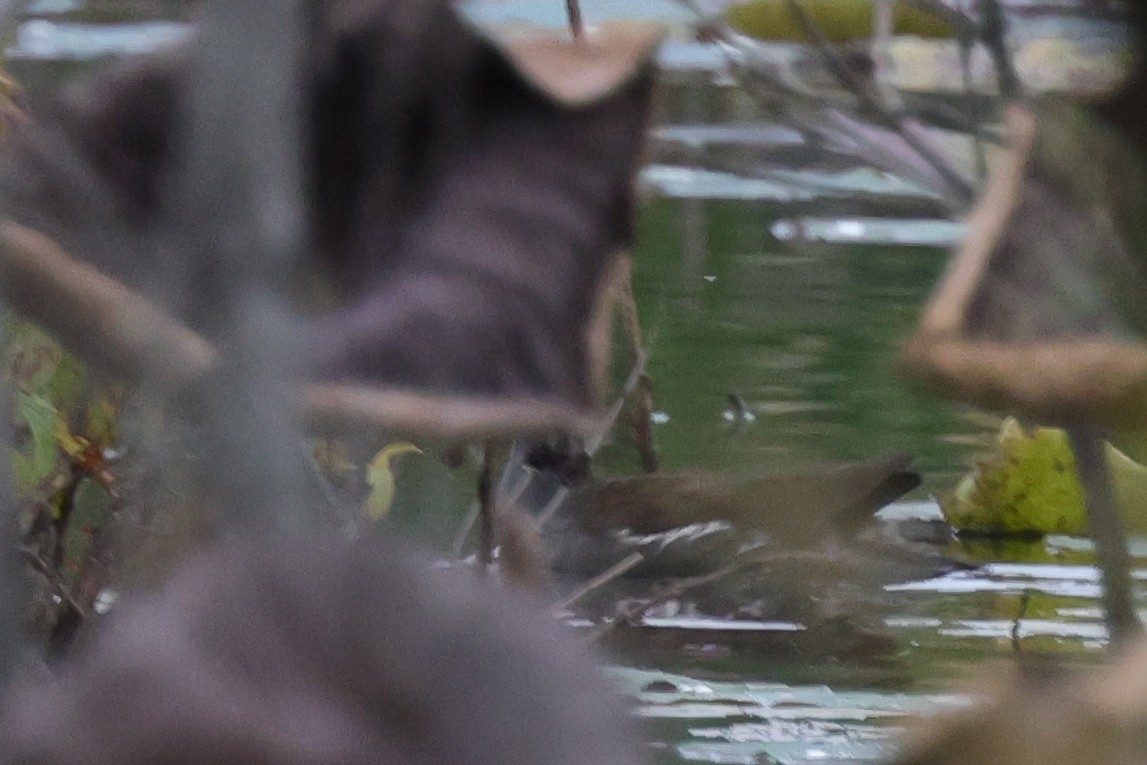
[621,196,972,492]
[593,181,1129,765]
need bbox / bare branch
[917,106,1037,335]
[782,0,976,205]
[0,222,216,389]
[554,552,645,612]
[0,222,603,442]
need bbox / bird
[565,452,920,548]
[516,451,935,582]
[519,452,967,660]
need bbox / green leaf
[4,319,62,394]
[725,0,953,44]
[46,352,89,420]
[13,392,61,492]
[943,418,1147,535]
[364,442,421,521]
[58,477,114,585]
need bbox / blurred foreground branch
[169,0,310,529]
[0,221,599,442]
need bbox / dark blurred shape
[896,638,1147,765]
[524,439,592,485]
[0,535,646,765]
[0,0,659,412]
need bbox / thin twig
[958,35,990,181]
[869,0,898,109]
[478,441,497,575]
[1010,589,1030,653]
[916,106,1036,336]
[18,545,87,620]
[535,486,571,528]
[903,0,978,38]
[782,0,975,204]
[307,384,603,441]
[610,256,660,473]
[978,0,1020,101]
[629,374,659,473]
[589,559,744,643]
[452,499,480,557]
[565,0,583,40]
[554,552,645,612]
[0,222,216,389]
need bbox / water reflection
[614,194,974,493]
[602,516,1144,762]
[9,17,186,59]
[614,666,972,764]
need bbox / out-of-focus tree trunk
[166,0,311,530]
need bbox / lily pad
[726,0,953,44]
[943,418,1147,536]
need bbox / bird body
[535,453,960,642]
[566,452,920,548]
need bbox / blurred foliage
[4,317,122,494]
[725,0,953,43]
[943,417,1147,535]
[3,315,123,630]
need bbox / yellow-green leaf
[364,442,422,521]
[726,0,953,43]
[943,418,1147,535]
[13,392,61,491]
[46,352,88,417]
[83,386,123,448]
[5,319,62,394]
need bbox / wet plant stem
[478,441,496,575]
[1010,590,1030,653]
[631,374,660,473]
[555,552,644,612]
[1068,427,1141,649]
